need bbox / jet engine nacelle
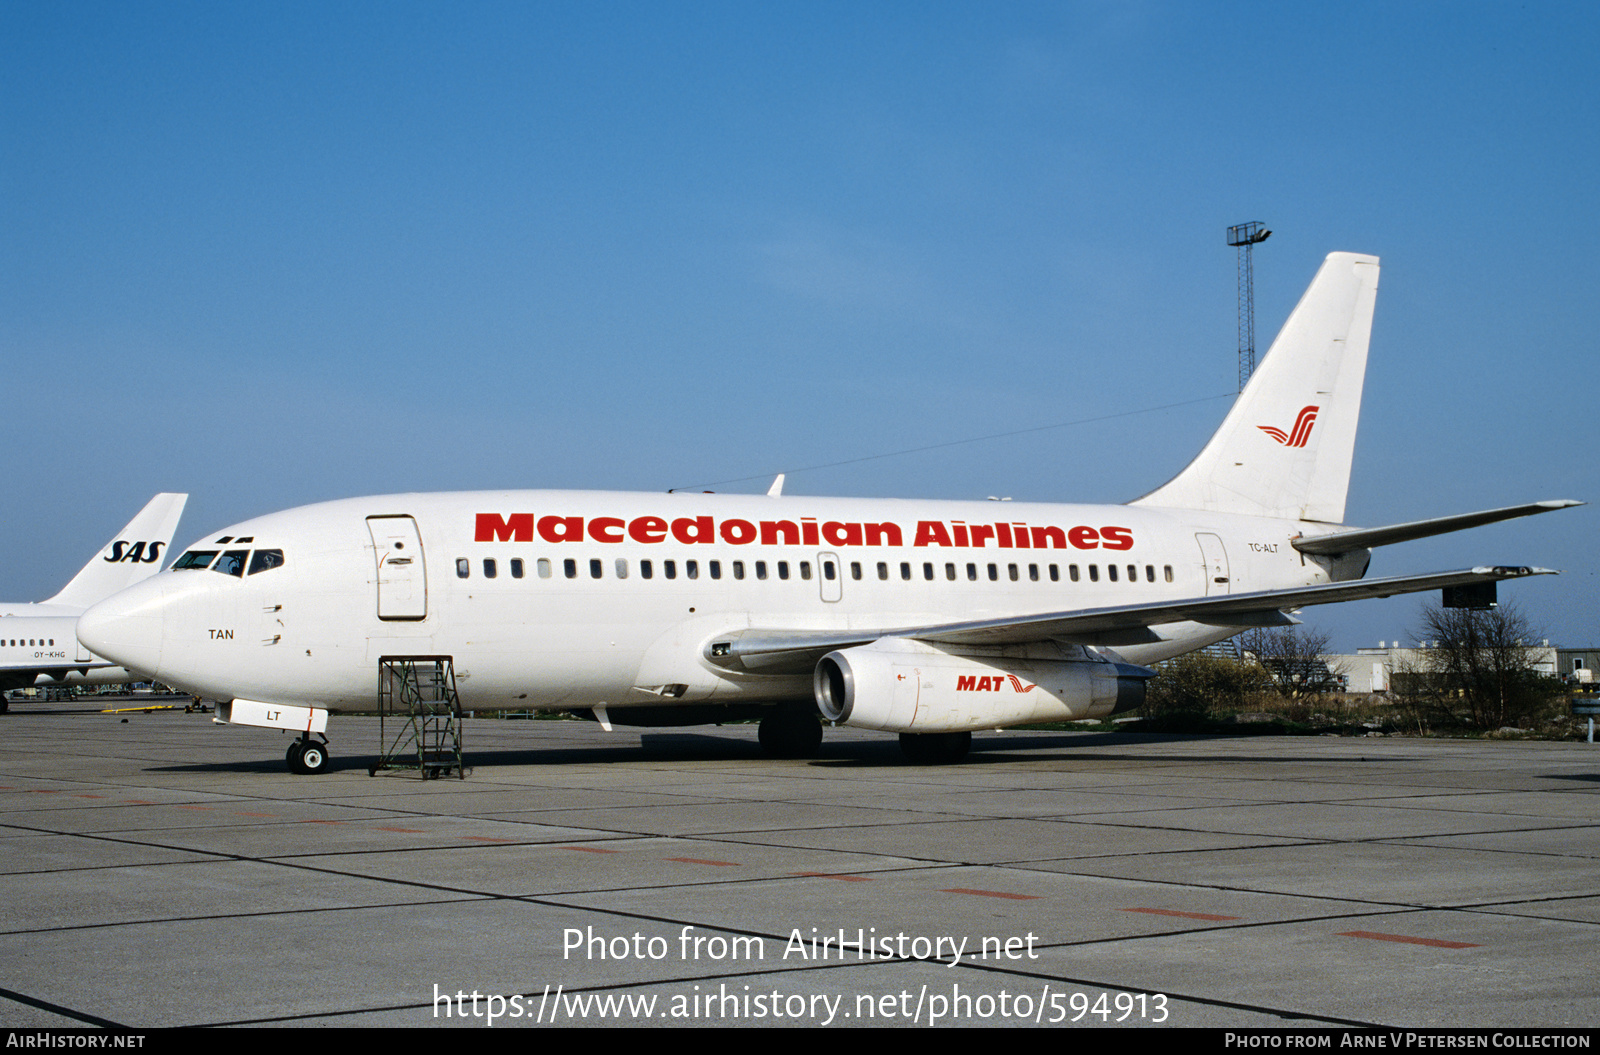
[813,638,1149,734]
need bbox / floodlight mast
[1227,221,1271,392]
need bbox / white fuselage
[75,490,1366,714]
[0,492,188,693]
[0,606,136,689]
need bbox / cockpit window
[248,549,286,575]
[173,550,219,570]
[212,550,249,577]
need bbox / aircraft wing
[1292,500,1582,555]
[708,566,1555,672]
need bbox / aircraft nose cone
[78,579,168,676]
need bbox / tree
[1239,626,1341,698]
[1405,602,1561,730]
[1142,651,1272,721]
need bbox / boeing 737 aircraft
[78,254,1576,771]
[0,493,188,709]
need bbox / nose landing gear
[286,735,331,774]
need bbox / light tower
[1227,221,1271,392]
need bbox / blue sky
[3,2,1595,651]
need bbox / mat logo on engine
[957,675,1037,693]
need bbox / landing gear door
[367,516,427,620]
[1195,533,1230,595]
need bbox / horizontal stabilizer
[1293,500,1583,555]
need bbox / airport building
[1320,642,1567,695]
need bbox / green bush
[1142,652,1273,723]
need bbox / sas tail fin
[44,493,188,610]
[1131,252,1379,524]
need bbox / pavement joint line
[1041,816,1583,843]
[0,825,970,915]
[1369,828,1600,853]
[0,897,500,936]
[1032,908,1484,948]
[0,985,128,1029]
[19,817,1594,923]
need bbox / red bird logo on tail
[1258,405,1319,448]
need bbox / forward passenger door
[367,516,428,620]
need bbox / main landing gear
[758,705,824,759]
[898,731,971,765]
[286,735,331,775]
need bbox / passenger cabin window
[457,559,470,578]
[641,559,653,579]
[483,559,497,579]
[564,559,577,579]
[538,558,552,579]
[511,558,524,579]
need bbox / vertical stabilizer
[44,493,188,611]
[1131,252,1379,523]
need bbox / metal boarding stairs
[371,656,465,779]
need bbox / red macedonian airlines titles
[77,253,1579,772]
